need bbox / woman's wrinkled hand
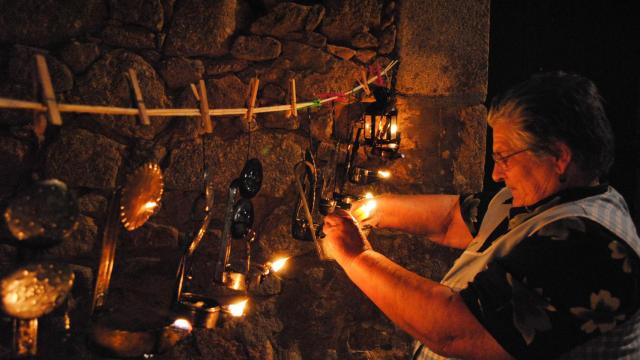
[322,209,372,266]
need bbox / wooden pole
[127,69,150,126]
[35,54,62,126]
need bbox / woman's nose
[492,163,504,183]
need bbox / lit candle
[269,257,289,273]
[171,318,193,332]
[377,170,391,178]
[228,299,248,317]
[353,196,377,221]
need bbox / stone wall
[0,0,489,359]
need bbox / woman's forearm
[340,250,512,360]
[375,194,473,249]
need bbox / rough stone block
[45,128,125,190]
[0,0,107,47]
[101,25,156,50]
[0,136,31,187]
[159,56,205,89]
[320,0,382,43]
[231,35,282,61]
[164,0,246,57]
[396,0,489,102]
[58,41,101,74]
[111,0,165,32]
[250,2,312,37]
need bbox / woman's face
[491,122,563,207]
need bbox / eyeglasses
[492,148,531,168]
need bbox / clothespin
[35,54,62,126]
[288,78,298,118]
[127,69,150,126]
[198,80,213,133]
[357,69,371,96]
[190,83,200,101]
[245,77,259,122]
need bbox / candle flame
[354,198,377,221]
[172,318,193,331]
[390,123,398,136]
[228,299,248,317]
[377,170,391,178]
[364,192,374,199]
[270,257,289,273]
[143,201,158,211]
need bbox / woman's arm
[352,194,474,249]
[323,211,513,360]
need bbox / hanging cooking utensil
[237,158,262,199]
[291,150,318,241]
[172,167,217,320]
[89,161,188,358]
[1,263,75,357]
[3,179,78,248]
[91,192,120,314]
[214,158,263,285]
[231,198,254,240]
[119,162,163,231]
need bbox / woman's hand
[322,209,372,266]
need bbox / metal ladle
[89,163,190,358]
[3,179,78,248]
[0,263,75,357]
[172,168,221,329]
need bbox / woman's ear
[553,142,572,174]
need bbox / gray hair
[488,71,614,180]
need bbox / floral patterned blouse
[458,185,640,359]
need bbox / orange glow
[270,257,289,273]
[377,170,391,178]
[228,299,248,317]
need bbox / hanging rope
[0,61,399,121]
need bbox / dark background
[485,0,640,225]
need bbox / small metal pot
[173,292,221,329]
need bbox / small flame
[390,123,398,136]
[228,299,248,317]
[172,318,193,331]
[364,192,374,199]
[377,170,391,178]
[270,257,289,273]
[143,201,158,211]
[354,198,377,221]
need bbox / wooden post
[198,80,213,133]
[288,78,297,118]
[127,69,150,126]
[35,54,62,126]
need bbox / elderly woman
[323,72,640,359]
